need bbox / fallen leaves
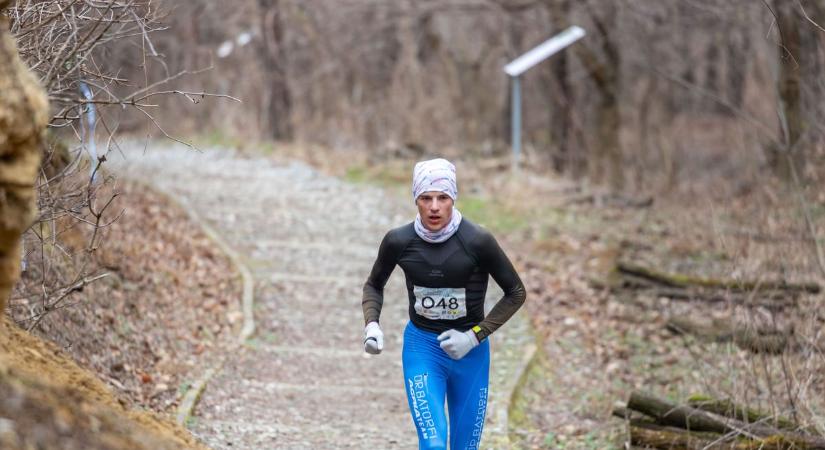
[12,180,242,413]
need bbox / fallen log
[629,421,721,449]
[612,405,631,419]
[732,327,791,355]
[627,391,736,434]
[666,316,733,341]
[665,317,791,355]
[687,395,802,432]
[630,421,810,450]
[626,391,825,449]
[617,262,821,294]
[654,287,798,310]
[612,405,656,423]
[563,192,653,208]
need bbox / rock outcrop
[0,0,48,310]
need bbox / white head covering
[412,158,458,203]
[412,158,462,243]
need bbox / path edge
[482,308,539,449]
[125,178,256,426]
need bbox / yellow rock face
[0,12,48,310]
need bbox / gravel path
[108,143,532,449]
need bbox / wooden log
[613,405,631,419]
[665,317,791,355]
[665,316,733,342]
[687,395,801,432]
[630,421,807,450]
[621,273,658,289]
[630,421,718,449]
[613,405,655,422]
[617,261,821,294]
[654,287,798,310]
[626,391,825,449]
[732,328,790,355]
[627,391,734,434]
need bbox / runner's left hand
[437,329,479,360]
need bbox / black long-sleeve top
[362,219,526,341]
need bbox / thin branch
[796,0,825,33]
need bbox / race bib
[413,285,467,320]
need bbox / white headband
[412,158,457,203]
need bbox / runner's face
[416,191,454,232]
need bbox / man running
[361,158,527,450]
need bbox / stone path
[109,143,533,449]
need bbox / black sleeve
[362,230,403,325]
[473,230,527,340]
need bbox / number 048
[421,296,460,310]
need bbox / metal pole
[511,75,521,170]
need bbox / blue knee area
[421,445,446,450]
[402,322,490,450]
[447,337,489,450]
[403,323,449,449]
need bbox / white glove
[437,329,479,360]
[363,322,384,355]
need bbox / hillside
[0,315,206,449]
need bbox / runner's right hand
[364,322,383,354]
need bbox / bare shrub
[4,1,207,329]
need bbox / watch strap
[471,325,484,342]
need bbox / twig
[797,0,825,33]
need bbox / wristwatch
[471,325,484,342]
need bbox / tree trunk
[258,0,292,140]
[580,1,623,191]
[0,6,48,311]
[543,0,572,173]
[771,0,804,180]
[724,23,749,114]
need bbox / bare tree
[573,1,623,190]
[258,0,292,140]
[771,0,805,180]
[5,0,220,328]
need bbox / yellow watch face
[472,325,481,334]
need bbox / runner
[361,158,527,450]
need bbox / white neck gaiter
[414,209,462,243]
[412,158,462,243]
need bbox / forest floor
[252,141,825,449]
[496,170,825,449]
[5,137,823,449]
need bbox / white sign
[504,26,586,77]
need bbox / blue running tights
[402,322,490,450]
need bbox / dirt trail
[109,143,533,449]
